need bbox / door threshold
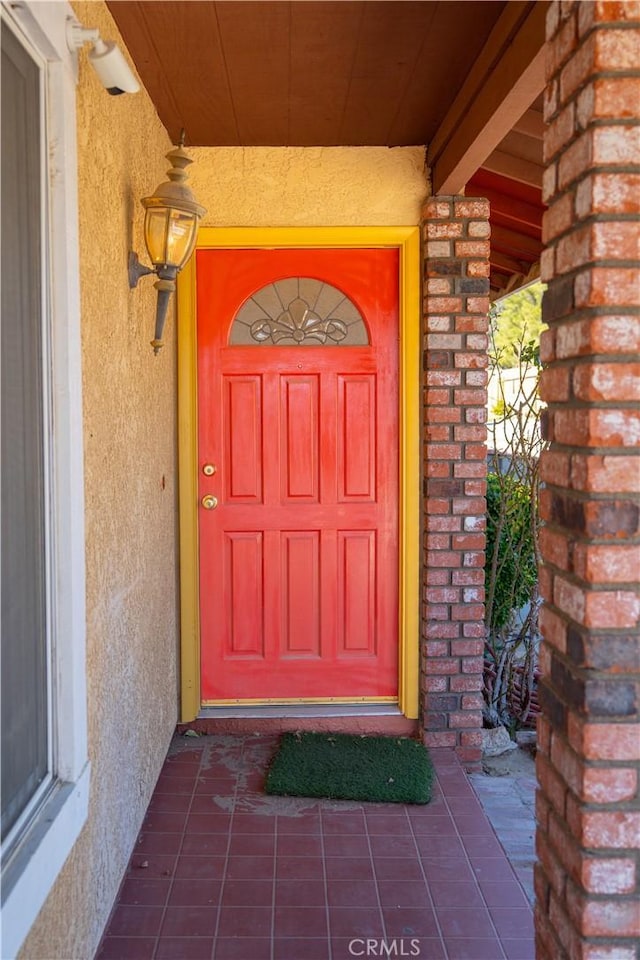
[198,703,403,719]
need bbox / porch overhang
[108,0,546,299]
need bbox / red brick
[459,730,482,748]
[572,543,640,583]
[425,240,452,259]
[450,675,483,692]
[539,366,571,402]
[537,823,568,898]
[570,719,640,761]
[422,199,453,219]
[571,454,640,494]
[466,296,490,314]
[559,33,595,104]
[575,267,640,308]
[426,370,462,386]
[540,328,556,363]
[543,192,574,243]
[424,621,459,640]
[453,200,490,219]
[544,101,577,163]
[426,516,460,533]
[451,640,484,657]
[579,896,640,938]
[453,389,486,405]
[536,751,568,817]
[556,316,640,359]
[584,589,640,628]
[554,408,640,447]
[425,278,453,296]
[557,129,591,190]
[422,676,448,693]
[581,857,636,895]
[582,810,640,849]
[425,443,462,460]
[424,388,450,405]
[454,240,490,258]
[539,450,571,487]
[428,659,462,676]
[576,172,640,217]
[593,124,640,166]
[425,296,463,313]
[466,260,491,278]
[426,221,463,239]
[449,711,482,729]
[582,767,638,804]
[468,220,491,239]
[581,945,637,960]
[423,732,456,748]
[546,11,578,76]
[594,26,640,71]
[539,605,568,653]
[573,362,640,402]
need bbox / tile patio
[96,735,534,960]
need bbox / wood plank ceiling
[107,1,508,147]
[107,0,545,296]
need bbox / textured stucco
[189,145,427,226]
[19,3,178,958]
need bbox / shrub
[485,472,538,633]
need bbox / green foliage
[490,282,546,368]
[485,473,538,632]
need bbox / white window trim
[1,3,89,957]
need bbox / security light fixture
[129,135,206,354]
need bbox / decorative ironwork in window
[229,278,369,346]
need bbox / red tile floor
[96,735,534,960]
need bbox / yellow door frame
[177,226,420,722]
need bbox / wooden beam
[491,224,543,259]
[476,185,543,226]
[429,1,547,195]
[512,107,545,140]
[482,149,544,187]
[491,250,529,275]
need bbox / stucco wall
[19,3,178,957]
[190,145,427,226]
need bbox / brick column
[421,197,490,766]
[536,3,640,958]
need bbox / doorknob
[201,495,218,510]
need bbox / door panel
[223,376,263,502]
[280,376,319,502]
[197,247,398,702]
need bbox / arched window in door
[229,277,370,346]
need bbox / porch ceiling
[107,0,546,297]
[106,1,509,147]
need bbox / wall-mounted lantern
[129,135,206,353]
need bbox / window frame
[0,3,89,956]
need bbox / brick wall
[537,2,640,958]
[421,197,490,766]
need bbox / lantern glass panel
[144,207,198,268]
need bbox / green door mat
[265,732,434,805]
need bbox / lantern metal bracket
[128,251,155,289]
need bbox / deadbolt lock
[202,463,216,476]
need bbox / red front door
[196,248,398,702]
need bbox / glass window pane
[1,21,49,841]
[229,278,370,346]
